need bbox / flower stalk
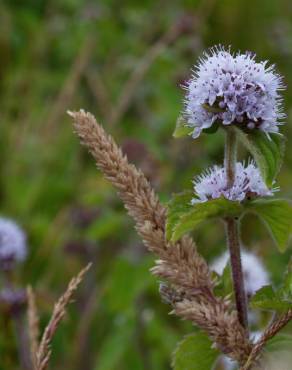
[225,128,249,332]
[224,128,237,189]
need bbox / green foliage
[172,332,219,370]
[166,193,242,242]
[264,333,292,353]
[214,262,234,298]
[173,116,193,138]
[166,191,193,240]
[94,315,136,370]
[167,192,292,253]
[251,269,292,311]
[247,199,292,252]
[233,127,285,187]
[260,333,292,368]
[203,121,220,135]
[86,210,127,241]
[104,257,154,313]
[250,285,291,311]
[172,113,219,138]
[282,262,292,295]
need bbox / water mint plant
[70,46,292,370]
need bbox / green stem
[224,128,249,332]
[224,128,237,188]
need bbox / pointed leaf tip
[233,127,285,186]
[247,199,292,252]
[166,194,242,242]
[173,116,193,138]
[172,332,219,370]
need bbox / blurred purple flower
[0,218,27,269]
[0,288,27,315]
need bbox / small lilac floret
[192,161,276,203]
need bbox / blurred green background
[1,0,292,369]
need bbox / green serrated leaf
[251,265,292,313]
[251,285,282,311]
[247,199,292,252]
[166,191,194,240]
[172,332,219,370]
[167,195,242,242]
[252,284,276,301]
[233,127,285,186]
[251,285,292,311]
[259,334,292,368]
[282,269,292,296]
[173,116,193,138]
[265,334,292,353]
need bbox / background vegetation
[1,0,292,369]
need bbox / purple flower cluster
[0,217,27,266]
[192,161,275,203]
[184,46,285,138]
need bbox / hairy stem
[224,128,237,188]
[224,128,249,332]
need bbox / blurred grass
[1,0,292,369]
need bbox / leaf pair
[246,199,292,252]
[166,192,242,242]
[172,332,219,370]
[167,194,292,252]
[251,268,292,312]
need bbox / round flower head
[192,161,275,203]
[0,217,27,268]
[184,46,285,138]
